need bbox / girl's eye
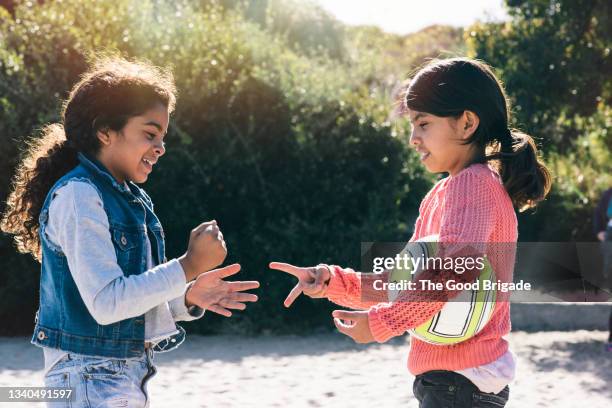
[419,123,428,129]
[146,132,155,140]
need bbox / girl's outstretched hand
[185,263,259,317]
[269,262,331,307]
[332,310,375,344]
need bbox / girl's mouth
[419,152,430,161]
[142,158,154,171]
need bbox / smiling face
[95,103,169,184]
[407,109,479,176]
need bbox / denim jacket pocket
[111,229,138,252]
[111,228,140,273]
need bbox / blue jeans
[413,371,509,407]
[44,349,157,407]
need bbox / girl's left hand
[185,263,259,317]
[332,310,375,344]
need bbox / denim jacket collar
[77,152,139,197]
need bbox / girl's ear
[461,110,480,139]
[96,128,112,146]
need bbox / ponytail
[1,124,78,260]
[488,128,552,212]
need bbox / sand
[0,330,610,407]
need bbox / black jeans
[413,371,509,408]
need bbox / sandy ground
[0,330,610,407]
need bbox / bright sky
[313,0,509,35]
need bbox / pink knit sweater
[326,163,518,375]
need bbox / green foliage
[264,0,347,61]
[520,104,611,241]
[345,24,465,97]
[466,0,611,148]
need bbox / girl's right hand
[179,220,227,281]
[269,262,331,307]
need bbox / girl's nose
[154,141,166,157]
[409,130,420,146]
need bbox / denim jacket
[32,153,188,358]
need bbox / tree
[467,0,611,150]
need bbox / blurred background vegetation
[0,0,610,335]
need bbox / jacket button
[37,330,46,341]
[121,235,128,246]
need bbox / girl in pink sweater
[270,58,551,407]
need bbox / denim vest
[32,152,183,358]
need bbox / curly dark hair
[1,57,176,261]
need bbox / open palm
[186,263,259,317]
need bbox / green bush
[518,104,611,241]
[466,0,611,150]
